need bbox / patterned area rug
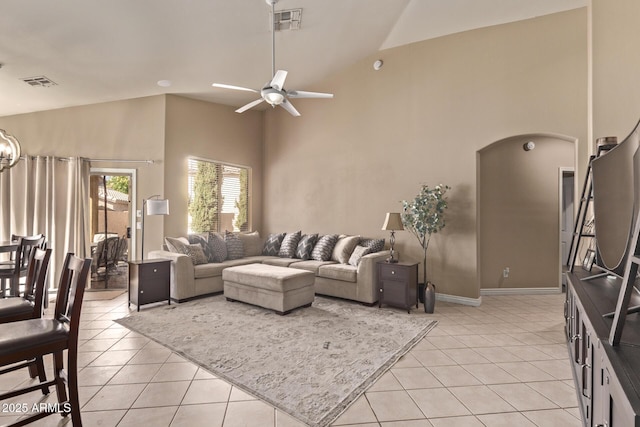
[116,295,437,427]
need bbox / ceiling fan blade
[235,98,265,113]
[287,90,334,99]
[212,83,259,93]
[270,70,288,91]
[279,99,300,117]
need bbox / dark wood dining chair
[0,253,91,427]
[0,235,46,297]
[0,247,52,390]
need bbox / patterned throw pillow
[188,234,213,261]
[278,231,302,258]
[359,238,385,253]
[348,245,371,267]
[311,234,339,261]
[208,232,227,262]
[224,231,245,260]
[178,243,208,265]
[295,234,318,260]
[332,235,361,264]
[262,233,285,256]
[165,236,190,253]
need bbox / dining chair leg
[53,351,68,404]
[67,351,82,426]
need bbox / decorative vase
[423,282,436,313]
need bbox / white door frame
[90,167,138,260]
[559,166,576,290]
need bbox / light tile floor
[0,293,581,427]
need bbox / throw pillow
[208,232,227,262]
[224,230,245,260]
[331,235,361,264]
[165,236,190,253]
[262,233,285,256]
[348,245,371,267]
[278,231,302,258]
[311,234,339,261]
[180,243,208,265]
[237,231,262,257]
[295,234,318,260]
[359,238,385,253]
[188,233,213,261]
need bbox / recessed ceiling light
[157,80,172,87]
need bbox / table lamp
[381,212,403,263]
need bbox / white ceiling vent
[274,9,302,31]
[21,76,57,87]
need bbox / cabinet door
[381,280,407,307]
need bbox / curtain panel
[0,156,90,289]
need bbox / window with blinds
[187,158,250,233]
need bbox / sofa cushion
[263,257,300,267]
[311,234,339,261]
[278,231,301,258]
[237,231,262,257]
[188,233,214,262]
[331,235,361,264]
[289,260,336,275]
[207,232,227,262]
[318,263,357,283]
[224,231,244,260]
[348,245,371,267]
[262,233,285,256]
[359,238,385,254]
[193,257,261,279]
[178,243,208,265]
[295,234,318,260]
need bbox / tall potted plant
[401,184,450,313]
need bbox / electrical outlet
[136,209,142,218]
[503,267,510,278]
[136,221,142,230]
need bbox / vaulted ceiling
[0,0,586,117]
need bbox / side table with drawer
[377,261,419,313]
[128,259,171,311]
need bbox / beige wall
[478,134,575,290]
[163,95,264,239]
[0,96,167,258]
[591,0,640,141]
[263,9,588,299]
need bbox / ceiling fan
[212,0,333,117]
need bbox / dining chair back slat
[0,235,46,296]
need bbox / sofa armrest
[148,250,195,301]
[355,251,389,303]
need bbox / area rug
[115,295,437,426]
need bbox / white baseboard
[480,287,562,296]
[435,293,482,307]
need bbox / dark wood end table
[128,259,171,311]
[377,261,419,313]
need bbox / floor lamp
[142,195,169,261]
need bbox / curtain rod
[18,156,154,164]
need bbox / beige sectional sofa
[148,232,388,304]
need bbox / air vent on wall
[21,76,57,87]
[274,8,302,31]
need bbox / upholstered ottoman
[222,264,315,315]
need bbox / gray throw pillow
[359,238,385,253]
[311,234,339,261]
[188,234,213,261]
[224,231,245,260]
[208,232,227,262]
[178,243,208,265]
[262,233,285,256]
[278,231,302,258]
[331,235,361,264]
[348,245,371,266]
[165,236,190,253]
[295,234,318,260]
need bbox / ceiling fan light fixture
[263,89,285,105]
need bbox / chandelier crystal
[0,129,21,172]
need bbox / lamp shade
[381,212,404,231]
[146,199,169,216]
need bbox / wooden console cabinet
[377,261,419,313]
[566,270,640,426]
[128,259,171,311]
